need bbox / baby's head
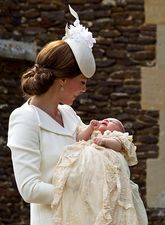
[98,118,125,134]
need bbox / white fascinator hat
[63,5,96,78]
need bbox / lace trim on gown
[91,130,138,166]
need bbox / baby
[77,118,125,152]
[51,118,148,225]
[76,118,137,165]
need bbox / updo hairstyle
[21,40,81,97]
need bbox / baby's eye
[103,119,109,123]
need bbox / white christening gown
[51,130,148,225]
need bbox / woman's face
[59,74,87,105]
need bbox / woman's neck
[29,94,63,126]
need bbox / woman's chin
[61,98,74,105]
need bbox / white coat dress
[7,101,83,225]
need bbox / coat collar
[24,102,78,137]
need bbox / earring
[60,85,64,92]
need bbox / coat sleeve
[7,107,55,204]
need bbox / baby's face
[98,119,121,134]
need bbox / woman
[7,6,148,225]
[7,6,97,225]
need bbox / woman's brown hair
[21,40,81,97]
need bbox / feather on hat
[63,5,96,78]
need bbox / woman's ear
[59,78,67,86]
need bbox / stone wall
[143,0,165,212]
[0,0,164,224]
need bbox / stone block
[157,25,165,68]
[141,67,165,111]
[147,159,165,207]
[146,112,165,208]
[145,0,165,24]
[159,111,165,159]
[0,39,37,61]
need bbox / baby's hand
[94,137,122,152]
[93,137,105,146]
[90,120,100,130]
